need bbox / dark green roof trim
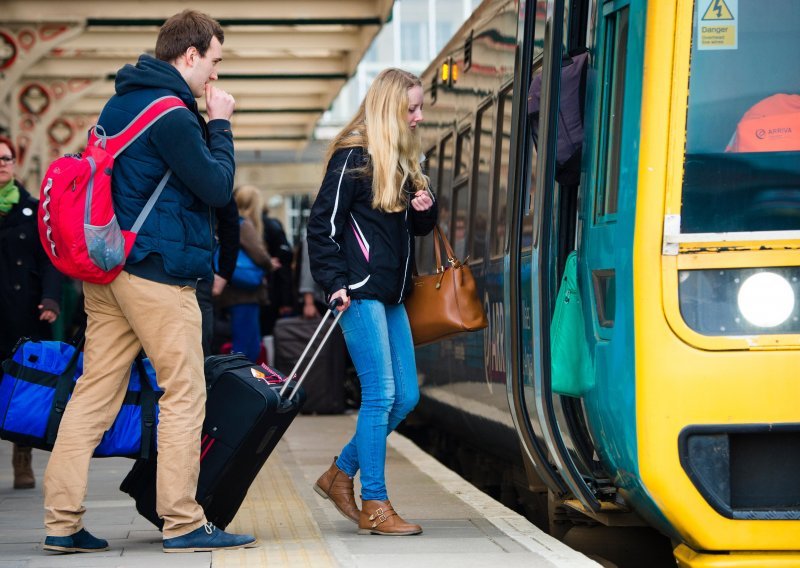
[218,73,348,80]
[235,135,308,141]
[87,18,382,27]
[236,108,325,114]
[105,72,347,81]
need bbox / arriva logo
[483,291,506,394]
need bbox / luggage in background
[121,306,343,530]
[273,316,346,415]
[0,338,160,459]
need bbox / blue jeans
[229,303,261,362]
[335,300,419,501]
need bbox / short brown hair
[155,10,224,62]
[0,135,16,159]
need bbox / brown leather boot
[358,500,422,536]
[12,444,35,489]
[313,458,360,523]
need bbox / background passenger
[0,135,62,491]
[298,234,326,319]
[307,67,437,536]
[261,205,295,334]
[216,185,272,362]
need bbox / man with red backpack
[42,10,257,554]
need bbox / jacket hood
[114,54,197,107]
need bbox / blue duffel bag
[0,338,161,459]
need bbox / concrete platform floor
[0,414,599,568]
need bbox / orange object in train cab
[726,93,800,153]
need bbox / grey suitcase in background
[274,316,347,414]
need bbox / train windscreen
[681,0,800,234]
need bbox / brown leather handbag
[404,225,488,346]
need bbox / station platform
[0,415,599,567]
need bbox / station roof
[1,0,392,175]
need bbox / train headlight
[679,266,800,336]
[737,272,795,328]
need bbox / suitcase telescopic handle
[280,299,344,401]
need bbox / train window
[439,134,455,238]
[594,3,629,222]
[680,0,800,234]
[455,127,473,179]
[452,180,469,260]
[492,86,514,257]
[452,127,473,258]
[418,146,439,273]
[471,102,495,262]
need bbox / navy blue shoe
[163,523,258,553]
[43,528,109,553]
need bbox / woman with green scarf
[0,135,63,490]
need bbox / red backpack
[38,96,186,284]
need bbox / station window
[401,21,429,61]
[492,86,514,257]
[594,3,629,222]
[471,101,495,262]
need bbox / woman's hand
[38,306,58,323]
[410,189,434,211]
[330,288,350,312]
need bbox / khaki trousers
[44,272,207,538]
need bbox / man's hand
[212,274,228,296]
[206,84,235,121]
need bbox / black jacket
[214,198,240,283]
[0,183,63,358]
[307,147,437,304]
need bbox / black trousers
[196,278,214,357]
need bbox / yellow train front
[412,0,800,565]
[624,1,800,564]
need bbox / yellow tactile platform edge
[212,444,335,568]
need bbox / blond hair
[234,185,264,236]
[325,68,427,213]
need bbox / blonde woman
[217,184,271,361]
[307,68,436,535]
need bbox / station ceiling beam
[0,0,394,182]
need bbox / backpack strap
[88,96,185,236]
[89,96,186,158]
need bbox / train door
[506,0,604,514]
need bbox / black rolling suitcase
[274,316,347,414]
[120,306,343,530]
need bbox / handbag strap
[432,224,461,272]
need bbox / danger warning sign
[698,0,738,50]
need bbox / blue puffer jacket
[97,54,234,283]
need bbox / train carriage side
[413,0,522,467]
